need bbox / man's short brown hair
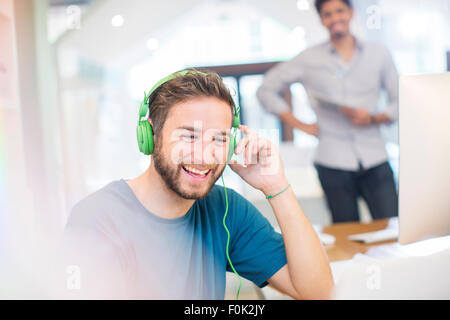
[148,69,236,139]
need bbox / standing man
[257,0,399,223]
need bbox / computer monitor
[447,51,450,71]
[399,72,450,244]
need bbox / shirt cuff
[383,103,399,122]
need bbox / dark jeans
[315,162,398,223]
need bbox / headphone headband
[141,70,240,125]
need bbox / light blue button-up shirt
[257,38,398,171]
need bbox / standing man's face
[151,96,233,200]
[319,0,354,40]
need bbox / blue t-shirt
[64,179,287,299]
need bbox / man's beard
[332,32,346,39]
[330,24,349,40]
[152,143,225,200]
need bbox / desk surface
[323,219,396,262]
[255,219,398,300]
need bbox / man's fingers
[245,139,254,165]
[235,134,250,155]
[235,125,257,156]
[339,106,354,115]
[233,126,276,166]
[259,147,272,160]
[238,124,251,134]
[228,159,246,174]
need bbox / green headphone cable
[221,175,242,300]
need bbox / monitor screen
[399,72,450,244]
[447,51,450,71]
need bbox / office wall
[0,0,25,257]
[0,0,72,298]
[1,0,66,268]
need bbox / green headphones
[136,70,240,162]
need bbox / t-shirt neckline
[118,178,196,224]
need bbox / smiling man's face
[319,0,353,40]
[151,96,233,200]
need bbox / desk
[259,219,397,299]
[323,218,396,262]
[262,220,450,299]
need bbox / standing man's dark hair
[315,0,352,14]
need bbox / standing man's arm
[377,47,399,124]
[229,125,334,300]
[340,47,399,126]
[257,58,318,136]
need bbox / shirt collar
[327,36,364,53]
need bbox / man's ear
[349,7,354,19]
[148,118,155,137]
[319,13,325,26]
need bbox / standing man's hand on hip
[339,106,373,126]
[298,122,319,137]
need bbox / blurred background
[1,0,449,298]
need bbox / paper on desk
[347,217,399,244]
[331,247,450,299]
[329,253,376,285]
[387,217,399,229]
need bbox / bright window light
[292,26,306,38]
[397,12,428,39]
[146,38,159,51]
[296,0,310,11]
[111,14,124,27]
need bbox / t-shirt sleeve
[225,189,287,288]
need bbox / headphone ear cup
[143,121,154,155]
[137,121,154,155]
[136,123,144,153]
[139,101,148,118]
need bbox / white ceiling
[52,0,450,68]
[55,0,328,68]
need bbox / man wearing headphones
[64,70,333,299]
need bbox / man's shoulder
[67,180,126,227]
[300,40,330,55]
[360,39,390,56]
[285,41,330,65]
